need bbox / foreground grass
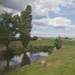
[4,46,75,75]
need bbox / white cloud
[50,17,71,27]
[0,5,13,15]
[33,24,48,29]
[72,10,75,14]
[31,0,75,18]
[0,0,75,18]
[0,0,75,37]
[33,17,73,30]
[66,25,75,30]
[31,30,75,37]
[33,18,50,25]
[13,11,21,16]
[31,31,46,35]
[0,0,75,38]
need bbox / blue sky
[0,0,75,37]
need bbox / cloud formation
[0,0,75,37]
[0,5,13,15]
[33,17,75,30]
[0,0,75,17]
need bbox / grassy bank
[4,45,75,75]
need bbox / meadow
[4,38,75,75]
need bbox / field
[29,38,55,46]
[4,38,75,75]
[29,38,75,46]
[28,38,55,52]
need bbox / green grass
[29,38,55,46]
[65,39,75,46]
[4,46,75,75]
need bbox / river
[0,52,49,75]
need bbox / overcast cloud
[0,0,75,37]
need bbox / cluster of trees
[0,5,32,68]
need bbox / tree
[31,36,38,40]
[13,5,32,50]
[0,12,15,68]
[20,5,32,50]
[54,37,64,49]
[64,37,69,39]
[12,5,32,66]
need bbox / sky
[0,0,75,38]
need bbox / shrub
[54,37,64,49]
[31,36,38,40]
[64,37,69,39]
[28,45,53,53]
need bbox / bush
[28,45,53,53]
[54,37,64,49]
[64,37,69,39]
[31,36,38,40]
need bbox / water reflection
[10,52,49,65]
[0,52,49,74]
[21,53,30,66]
[30,52,49,63]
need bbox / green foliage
[21,5,32,32]
[20,5,32,49]
[0,12,13,45]
[64,37,69,39]
[13,5,32,49]
[54,37,64,49]
[0,5,32,48]
[0,12,16,67]
[28,45,53,53]
[20,33,30,49]
[65,39,75,46]
[31,36,38,40]
[10,48,24,55]
[9,41,23,49]
[3,49,14,60]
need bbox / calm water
[10,52,49,65]
[0,52,49,74]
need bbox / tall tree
[13,5,32,50]
[0,12,15,68]
[20,5,32,49]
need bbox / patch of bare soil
[47,60,62,66]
